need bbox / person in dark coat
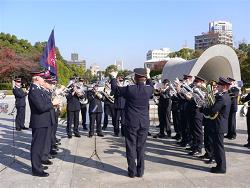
[110,67,153,178]
[102,94,115,130]
[79,78,88,130]
[186,76,205,156]
[241,92,250,148]
[225,77,239,140]
[153,79,172,138]
[203,77,231,173]
[28,71,59,177]
[66,80,82,138]
[87,85,104,137]
[113,76,126,136]
[12,78,28,131]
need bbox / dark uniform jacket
[157,89,172,108]
[87,90,103,114]
[13,86,27,107]
[66,92,81,111]
[28,83,54,129]
[111,78,154,128]
[41,87,56,126]
[241,93,250,116]
[204,92,231,133]
[229,87,239,113]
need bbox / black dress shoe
[88,134,93,138]
[16,128,22,131]
[74,133,81,137]
[224,135,230,138]
[128,173,135,178]
[205,159,216,164]
[192,151,202,157]
[21,127,29,130]
[48,155,55,159]
[102,126,107,130]
[50,150,58,155]
[97,133,104,137]
[228,137,236,140]
[42,166,48,170]
[199,154,210,160]
[55,142,61,146]
[211,167,226,174]
[42,160,53,165]
[153,133,166,138]
[243,143,250,148]
[68,135,72,139]
[148,132,151,136]
[32,171,49,177]
[56,138,61,143]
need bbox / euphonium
[203,83,218,120]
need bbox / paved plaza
[0,96,250,188]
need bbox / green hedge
[0,83,12,90]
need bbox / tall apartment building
[195,21,233,50]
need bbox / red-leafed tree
[0,46,39,82]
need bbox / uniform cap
[183,74,192,79]
[14,78,21,83]
[227,77,236,82]
[194,76,205,82]
[134,68,147,77]
[217,77,231,86]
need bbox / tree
[104,65,118,77]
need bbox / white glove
[109,71,118,79]
[145,67,150,79]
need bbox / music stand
[82,133,104,168]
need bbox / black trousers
[51,110,59,146]
[31,127,48,173]
[158,105,171,135]
[125,124,148,176]
[42,125,52,161]
[204,125,214,159]
[172,110,181,136]
[227,112,237,138]
[80,105,87,127]
[103,104,115,128]
[66,110,80,136]
[212,133,226,171]
[89,113,102,136]
[15,106,26,129]
[247,112,250,143]
[114,109,125,135]
[191,113,203,152]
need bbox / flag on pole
[39,29,57,78]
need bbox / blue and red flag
[39,29,57,78]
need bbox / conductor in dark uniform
[225,77,239,140]
[110,67,153,178]
[203,77,231,173]
[28,71,59,177]
[12,78,28,131]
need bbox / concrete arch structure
[162,44,241,82]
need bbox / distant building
[146,48,171,60]
[195,21,233,50]
[90,63,100,75]
[115,60,123,70]
[67,53,86,69]
[209,21,232,35]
